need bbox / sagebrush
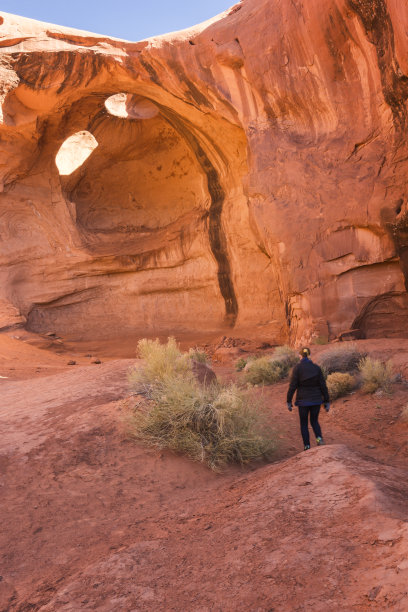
[128,338,276,469]
[358,357,393,394]
[242,345,298,386]
[235,357,248,371]
[243,357,287,385]
[318,343,365,374]
[128,337,192,396]
[326,372,355,399]
[272,345,299,368]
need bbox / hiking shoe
[316,437,324,445]
[304,444,310,451]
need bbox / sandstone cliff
[1,0,408,342]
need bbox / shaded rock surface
[1,1,408,342]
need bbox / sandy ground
[0,332,407,611]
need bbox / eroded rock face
[1,0,408,342]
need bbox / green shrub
[188,348,208,363]
[243,357,288,385]
[358,357,393,394]
[326,372,355,400]
[235,357,248,371]
[318,343,365,374]
[128,338,276,470]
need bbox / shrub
[358,357,393,394]
[243,357,287,385]
[235,357,248,371]
[318,343,365,374]
[326,372,355,400]
[188,348,208,364]
[128,337,192,396]
[128,338,276,469]
[272,345,299,368]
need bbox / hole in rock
[105,93,159,120]
[66,98,208,235]
[0,16,4,25]
[56,131,98,176]
[395,199,403,215]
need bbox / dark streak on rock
[11,51,105,94]
[158,106,238,327]
[348,0,408,132]
[348,1,408,291]
[166,58,213,109]
[139,56,161,85]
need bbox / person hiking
[286,347,330,451]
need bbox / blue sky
[1,0,237,40]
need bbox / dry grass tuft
[128,337,192,396]
[243,357,287,385]
[326,372,355,400]
[128,338,276,470]
[272,345,299,368]
[318,343,365,374]
[242,345,298,386]
[358,357,393,394]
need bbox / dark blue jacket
[287,357,329,406]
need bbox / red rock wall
[1,0,408,342]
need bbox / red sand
[0,333,407,611]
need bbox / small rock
[67,360,76,366]
[45,331,56,337]
[367,586,381,601]
[257,342,272,349]
[91,358,102,364]
[337,328,362,341]
[397,559,408,572]
[366,445,376,449]
[192,360,217,385]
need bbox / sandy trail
[0,335,407,611]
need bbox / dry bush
[358,357,393,394]
[128,338,276,470]
[326,372,355,400]
[128,337,192,396]
[243,357,287,385]
[318,343,365,374]
[272,345,299,368]
[242,345,298,385]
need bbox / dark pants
[298,405,322,446]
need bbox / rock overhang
[1,0,408,342]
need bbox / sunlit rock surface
[1,0,408,342]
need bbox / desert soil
[0,332,407,611]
